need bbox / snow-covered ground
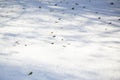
[0,0,120,80]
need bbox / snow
[0,0,120,80]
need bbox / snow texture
[0,0,120,80]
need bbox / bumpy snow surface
[0,0,120,80]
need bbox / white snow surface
[0,0,120,80]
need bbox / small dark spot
[75,3,79,5]
[25,44,27,46]
[61,39,64,41]
[53,35,56,38]
[22,8,25,9]
[58,18,61,20]
[82,6,86,8]
[118,19,120,21]
[95,12,98,14]
[28,72,33,76]
[51,32,53,34]
[51,42,54,45]
[98,17,101,19]
[71,7,75,10]
[110,2,114,5]
[62,45,66,47]
[15,41,20,45]
[39,6,41,8]
[108,22,112,24]
[55,21,58,23]
[54,4,57,6]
